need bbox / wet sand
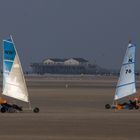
[0,76,140,140]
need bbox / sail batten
[116,82,135,88]
[5,82,21,87]
[122,62,135,66]
[2,36,29,102]
[4,60,14,62]
[3,40,13,43]
[114,43,136,100]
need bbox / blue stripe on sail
[4,61,13,73]
[3,38,16,72]
[117,82,135,88]
[122,62,135,66]
[4,41,16,61]
[128,45,136,48]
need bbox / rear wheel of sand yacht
[33,107,39,113]
[1,107,6,113]
[105,104,111,109]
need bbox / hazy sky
[0,0,140,70]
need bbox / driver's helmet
[133,97,140,103]
[0,97,7,104]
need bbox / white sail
[2,36,29,102]
[114,43,136,100]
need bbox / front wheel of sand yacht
[105,104,111,109]
[33,107,39,113]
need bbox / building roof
[49,58,66,62]
[43,58,88,63]
[72,58,88,62]
[43,58,66,63]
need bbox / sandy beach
[0,76,140,140]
